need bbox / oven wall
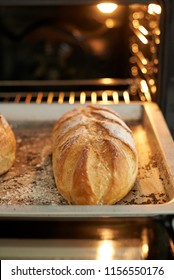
[158,0,174,137]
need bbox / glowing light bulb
[97,2,118,14]
[148,4,162,15]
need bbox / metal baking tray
[0,102,174,218]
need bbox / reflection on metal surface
[69,92,75,104]
[14,94,21,103]
[25,93,32,104]
[0,238,144,260]
[80,91,86,104]
[112,91,119,103]
[58,92,64,104]
[102,91,108,103]
[36,92,43,104]
[97,240,114,260]
[97,3,118,14]
[47,92,54,104]
[91,91,97,104]
[123,91,130,104]
[101,78,114,85]
[141,228,149,259]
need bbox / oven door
[0,217,174,260]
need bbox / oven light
[148,4,162,15]
[97,2,118,14]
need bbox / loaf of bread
[0,114,16,176]
[52,105,138,205]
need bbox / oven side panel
[159,0,174,137]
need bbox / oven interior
[0,1,174,260]
[0,2,161,105]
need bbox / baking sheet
[0,103,174,218]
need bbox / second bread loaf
[52,105,138,205]
[0,114,16,176]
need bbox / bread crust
[52,105,138,205]
[0,114,16,175]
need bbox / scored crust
[52,105,138,205]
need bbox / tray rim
[0,102,174,218]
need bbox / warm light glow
[80,91,86,104]
[97,240,114,260]
[139,25,148,36]
[149,79,155,85]
[25,93,32,104]
[36,92,43,104]
[133,11,144,19]
[151,85,157,93]
[69,91,75,104]
[132,43,139,53]
[123,91,130,104]
[97,2,118,14]
[133,19,139,28]
[91,91,97,104]
[136,51,148,65]
[142,68,147,74]
[142,243,149,259]
[113,91,119,103]
[149,20,157,29]
[131,66,138,76]
[105,18,115,28]
[148,4,162,15]
[155,37,160,44]
[102,91,108,103]
[58,92,64,104]
[47,92,54,104]
[138,33,148,44]
[141,80,151,101]
[101,78,113,84]
[141,80,149,93]
[155,28,160,35]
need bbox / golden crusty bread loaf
[52,105,138,205]
[0,114,16,176]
